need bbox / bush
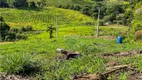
[0,1,9,7]
[122,9,133,25]
[57,5,63,8]
[20,25,33,32]
[0,53,42,75]
[21,61,42,75]
[29,1,37,8]
[16,33,28,40]
[5,32,16,41]
[0,21,10,41]
[13,0,28,7]
[135,30,142,40]
[10,27,20,33]
[0,16,4,21]
[132,20,142,31]
[0,53,31,74]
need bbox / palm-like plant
[46,24,56,39]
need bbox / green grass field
[0,7,142,80]
[0,36,142,79]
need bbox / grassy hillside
[0,7,94,30]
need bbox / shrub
[29,1,37,8]
[13,0,28,7]
[10,27,20,33]
[73,5,81,11]
[16,33,28,40]
[21,61,42,75]
[132,20,142,31]
[0,53,31,74]
[43,56,105,80]
[57,5,63,8]
[0,20,10,41]
[122,9,133,25]
[0,1,9,7]
[0,53,42,75]
[5,32,16,41]
[135,30,142,40]
[0,16,4,21]
[21,25,33,32]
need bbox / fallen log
[56,48,81,59]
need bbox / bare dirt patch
[82,36,116,40]
[0,42,14,44]
[0,72,30,80]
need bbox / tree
[0,16,10,41]
[46,24,55,39]
[0,0,9,7]
[0,16,4,21]
[13,0,28,7]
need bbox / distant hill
[0,7,94,29]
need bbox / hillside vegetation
[0,7,94,30]
[0,0,142,80]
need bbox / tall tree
[13,0,28,7]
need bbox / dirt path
[0,42,14,44]
[82,36,116,40]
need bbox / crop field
[0,36,142,79]
[0,7,94,30]
[0,4,142,80]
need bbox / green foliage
[16,33,28,40]
[122,9,133,25]
[119,72,127,80]
[129,1,142,41]
[0,18,10,41]
[0,0,9,7]
[120,54,142,71]
[0,16,4,21]
[46,24,56,39]
[43,56,105,80]
[0,7,94,29]
[0,36,142,79]
[63,36,78,50]
[132,20,142,32]
[21,25,33,32]
[0,53,31,74]
[5,32,16,41]
[13,0,28,7]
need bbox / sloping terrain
[0,7,94,29]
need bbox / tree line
[0,0,46,8]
